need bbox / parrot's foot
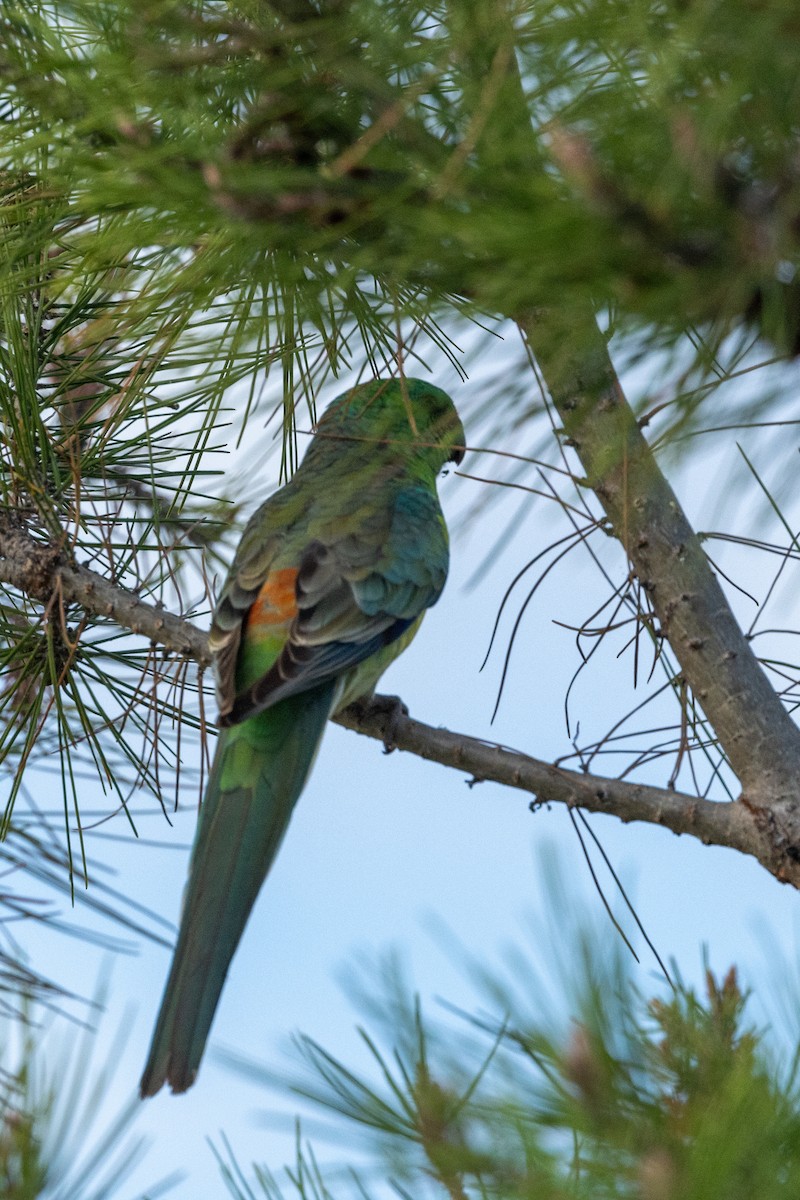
[347,693,409,753]
[372,694,409,753]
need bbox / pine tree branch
[0,511,792,879]
[519,309,800,881]
[0,515,210,666]
[335,698,759,856]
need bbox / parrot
[140,377,465,1097]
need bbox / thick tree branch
[1,512,793,878]
[520,310,800,877]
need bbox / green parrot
[140,378,464,1097]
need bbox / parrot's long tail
[140,681,336,1097]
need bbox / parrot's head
[316,378,465,472]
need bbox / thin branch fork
[0,511,782,879]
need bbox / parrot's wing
[222,486,448,726]
[208,522,286,720]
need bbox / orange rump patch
[246,568,299,631]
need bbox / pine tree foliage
[0,993,179,1199]
[218,926,800,1200]
[4,0,800,352]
